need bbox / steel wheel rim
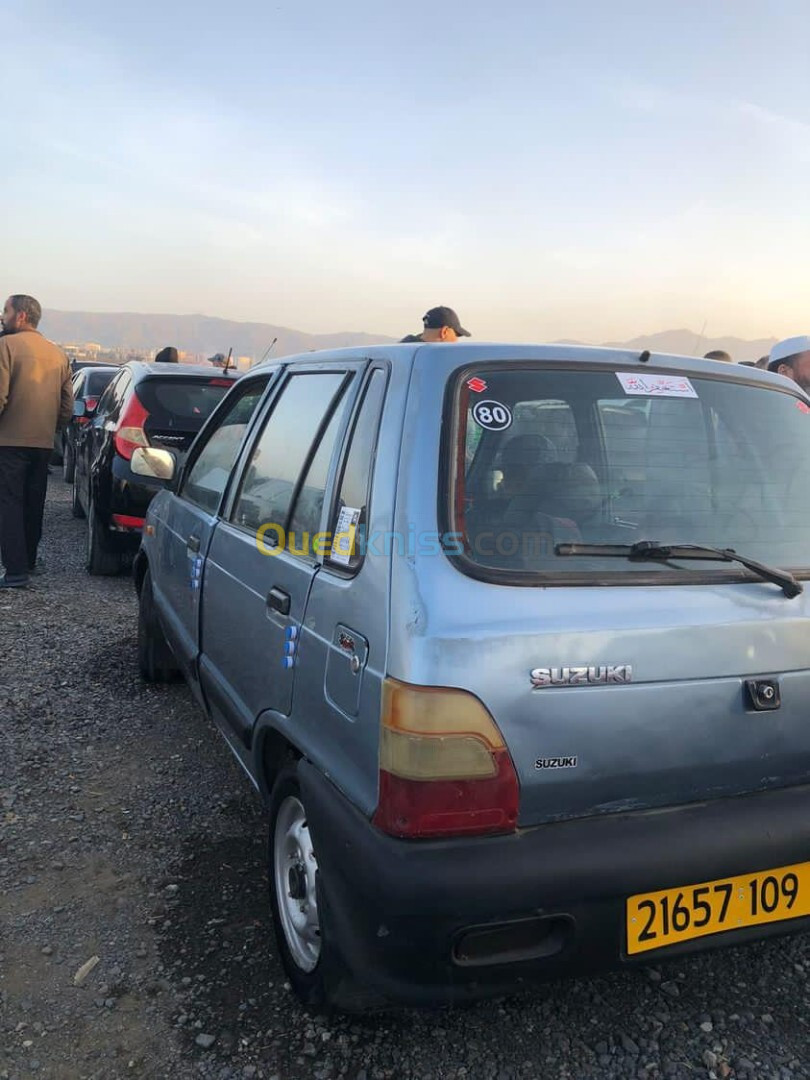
[274,795,321,973]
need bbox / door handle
[266,587,291,616]
[187,535,201,553]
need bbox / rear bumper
[300,761,810,1005]
[106,458,167,547]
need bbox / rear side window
[326,368,387,571]
[287,399,353,547]
[232,373,348,535]
[84,369,116,396]
[138,377,234,431]
[98,370,132,419]
[182,378,271,514]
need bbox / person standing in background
[401,306,471,344]
[768,336,810,393]
[420,306,471,342]
[0,295,73,588]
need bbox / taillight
[372,678,519,839]
[77,396,98,426]
[114,392,150,460]
[209,378,234,387]
[111,514,146,530]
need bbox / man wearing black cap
[401,306,471,344]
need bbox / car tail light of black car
[114,393,150,459]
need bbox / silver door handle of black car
[266,588,291,616]
[187,535,201,554]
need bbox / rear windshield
[138,377,235,429]
[451,365,810,581]
[85,369,116,395]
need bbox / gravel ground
[3,480,810,1080]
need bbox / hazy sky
[4,0,809,342]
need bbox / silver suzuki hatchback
[134,343,810,1010]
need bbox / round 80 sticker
[472,399,513,431]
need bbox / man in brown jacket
[0,295,73,588]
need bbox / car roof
[125,362,242,381]
[251,341,795,391]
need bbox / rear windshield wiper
[556,539,803,599]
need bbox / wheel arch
[254,723,302,805]
[133,548,148,596]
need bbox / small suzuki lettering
[535,756,578,770]
[530,665,633,688]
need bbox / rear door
[199,361,365,747]
[153,372,278,686]
[294,365,391,812]
[75,367,131,509]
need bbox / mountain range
[40,310,395,360]
[39,310,777,363]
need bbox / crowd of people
[703,335,810,393]
[1,291,809,590]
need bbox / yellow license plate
[626,860,810,955]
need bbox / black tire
[138,567,179,682]
[86,494,121,576]
[71,473,86,519]
[268,765,375,1013]
[62,442,75,483]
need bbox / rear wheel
[138,567,179,682]
[268,765,375,1012]
[86,494,121,576]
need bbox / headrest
[537,462,602,520]
[498,433,556,469]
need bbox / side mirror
[73,400,87,418]
[131,447,177,482]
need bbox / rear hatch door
[140,375,238,459]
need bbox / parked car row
[70,343,810,1013]
[55,365,118,479]
[69,362,239,574]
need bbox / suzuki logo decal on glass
[530,665,633,689]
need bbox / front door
[199,362,365,747]
[153,371,278,688]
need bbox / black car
[56,365,118,480]
[72,362,240,574]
